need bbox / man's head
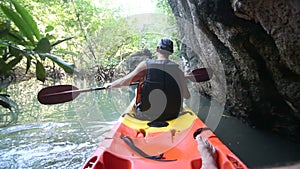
[157,38,174,56]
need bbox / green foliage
[36,38,51,53]
[0,3,34,43]
[0,0,76,82]
[0,0,181,125]
[0,0,77,115]
[0,94,11,110]
[35,60,46,82]
[0,93,20,126]
[155,0,173,15]
[0,0,179,83]
[11,0,41,40]
[41,53,76,74]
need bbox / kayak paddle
[185,68,212,82]
[38,68,212,105]
[38,82,139,105]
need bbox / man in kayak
[104,38,190,122]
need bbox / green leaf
[12,0,41,40]
[0,29,9,38]
[0,93,10,97]
[43,53,76,74]
[7,55,23,69]
[0,94,19,113]
[0,99,11,109]
[51,37,74,47]
[25,54,32,74]
[45,25,54,33]
[9,46,21,57]
[7,31,26,44]
[36,60,46,82]
[0,58,9,75]
[0,24,26,44]
[36,38,51,53]
[45,34,56,41]
[0,4,35,43]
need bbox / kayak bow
[82,101,247,169]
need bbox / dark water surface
[214,116,300,168]
[1,80,300,169]
[197,95,300,168]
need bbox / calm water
[1,79,300,168]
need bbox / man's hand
[103,83,112,89]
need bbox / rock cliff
[168,0,300,141]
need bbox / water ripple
[0,121,110,169]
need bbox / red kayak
[82,102,247,169]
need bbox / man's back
[135,59,182,122]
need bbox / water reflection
[0,77,134,124]
[1,78,78,125]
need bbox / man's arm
[106,61,147,88]
[179,70,190,99]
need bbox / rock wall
[168,0,300,141]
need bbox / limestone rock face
[168,0,300,141]
[233,0,300,74]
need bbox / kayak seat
[145,110,194,127]
[179,110,193,116]
[147,121,169,127]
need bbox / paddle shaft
[42,87,103,97]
